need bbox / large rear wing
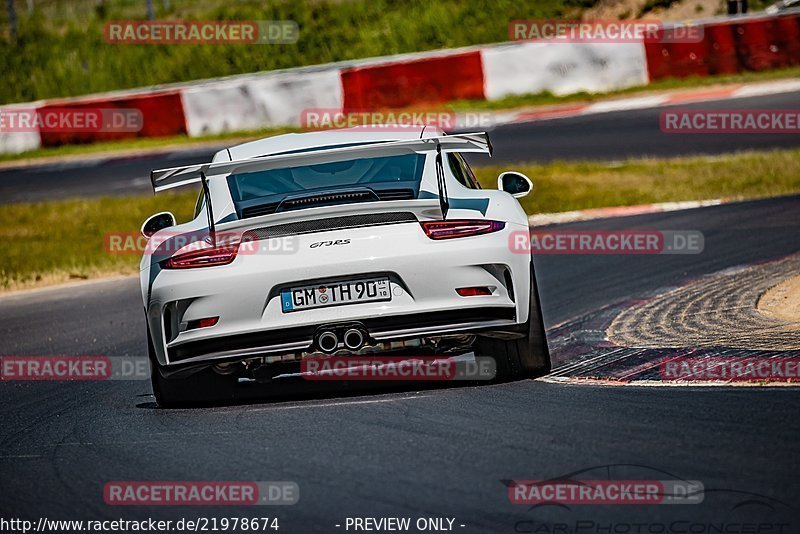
[150,132,492,193]
[151,132,491,233]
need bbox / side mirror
[498,171,533,198]
[141,212,176,238]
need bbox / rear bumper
[144,221,531,366]
[168,307,517,366]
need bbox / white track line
[249,394,430,412]
[540,376,800,388]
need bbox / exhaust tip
[317,331,339,353]
[343,328,365,350]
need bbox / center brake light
[162,244,239,269]
[420,220,505,240]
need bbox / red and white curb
[528,199,726,227]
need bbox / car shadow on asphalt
[133,374,511,410]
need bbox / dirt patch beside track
[759,274,800,324]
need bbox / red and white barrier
[0,90,186,154]
[0,103,42,154]
[1,10,799,155]
[644,11,800,80]
[38,90,186,148]
[341,50,485,109]
[482,41,648,100]
[182,68,344,136]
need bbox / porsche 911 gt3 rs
[141,126,549,407]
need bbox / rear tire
[477,263,550,381]
[147,330,236,408]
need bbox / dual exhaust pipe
[316,327,366,353]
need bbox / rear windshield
[227,153,426,204]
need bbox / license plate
[281,277,391,312]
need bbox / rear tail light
[186,317,219,330]
[162,244,239,269]
[456,287,494,297]
[420,220,505,240]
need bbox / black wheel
[477,263,550,381]
[147,329,236,408]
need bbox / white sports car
[141,126,549,407]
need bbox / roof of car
[212,125,445,163]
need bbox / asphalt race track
[1,194,798,531]
[1,90,800,203]
[1,91,799,531]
